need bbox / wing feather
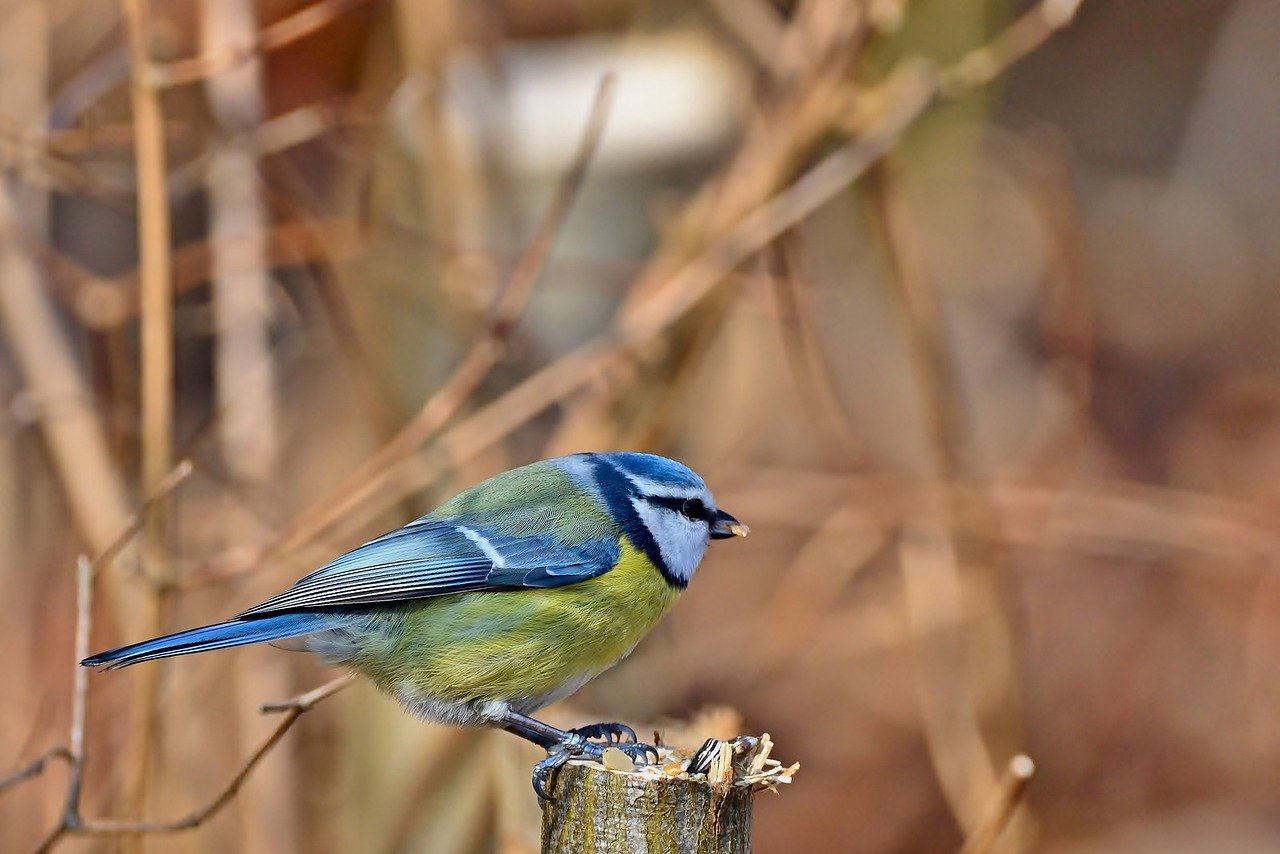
[237,517,619,617]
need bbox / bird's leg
[499,709,657,800]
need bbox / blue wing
[236,518,620,617]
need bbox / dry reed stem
[764,228,864,457]
[361,64,937,536]
[897,517,1004,833]
[50,218,365,329]
[758,501,894,672]
[325,0,1083,541]
[393,0,468,300]
[268,73,617,557]
[92,459,193,578]
[938,0,1084,96]
[959,755,1037,854]
[120,0,176,824]
[157,0,376,87]
[704,0,787,71]
[725,467,1280,574]
[205,0,278,484]
[202,2,295,845]
[0,185,142,638]
[985,128,1095,481]
[121,0,174,529]
[866,0,1085,837]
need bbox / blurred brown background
[3,0,1280,851]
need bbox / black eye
[681,498,708,520]
[644,494,711,520]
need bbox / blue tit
[83,452,748,796]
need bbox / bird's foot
[531,728,659,800]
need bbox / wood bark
[541,763,753,854]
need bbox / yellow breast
[354,539,682,709]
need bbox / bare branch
[264,72,617,560]
[31,556,94,852]
[0,747,70,796]
[368,63,939,524]
[36,674,349,848]
[939,0,1084,97]
[64,556,92,819]
[259,674,355,714]
[92,459,193,577]
[60,710,304,840]
[0,454,189,801]
[156,0,376,87]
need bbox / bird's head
[560,452,747,588]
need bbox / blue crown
[591,452,705,489]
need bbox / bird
[82,452,748,797]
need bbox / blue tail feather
[81,612,325,670]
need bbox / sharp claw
[533,749,571,801]
[568,722,637,745]
[612,741,659,766]
[530,723,657,799]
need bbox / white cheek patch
[632,498,709,585]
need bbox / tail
[81,612,326,670]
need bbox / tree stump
[541,763,752,854]
[539,735,796,853]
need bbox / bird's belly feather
[341,539,678,724]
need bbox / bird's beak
[710,508,749,540]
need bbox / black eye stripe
[644,494,709,520]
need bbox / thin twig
[93,459,193,577]
[207,61,928,570]
[49,218,366,330]
[57,711,303,840]
[958,754,1036,854]
[32,556,94,852]
[268,73,616,557]
[355,64,938,532]
[872,156,1022,834]
[703,0,786,71]
[65,556,92,820]
[156,0,376,87]
[197,0,1084,591]
[0,460,190,803]
[939,0,1084,97]
[864,1,1086,817]
[36,675,349,848]
[259,674,355,714]
[0,184,139,632]
[0,746,70,796]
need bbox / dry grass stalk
[119,0,177,823]
[959,755,1037,854]
[264,73,618,559]
[254,0,1085,565]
